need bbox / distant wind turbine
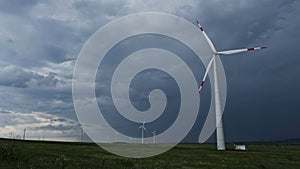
[80,126,84,142]
[10,131,13,139]
[114,131,118,143]
[196,20,267,150]
[23,128,26,140]
[139,121,147,144]
[152,130,156,144]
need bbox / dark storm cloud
[72,0,128,18]
[185,0,296,48]
[0,109,10,114]
[51,118,69,122]
[0,65,58,88]
[0,0,38,14]
[35,124,75,131]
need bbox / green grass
[0,138,299,169]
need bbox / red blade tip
[200,81,204,86]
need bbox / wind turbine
[80,126,84,142]
[79,123,89,142]
[139,121,147,144]
[114,131,118,143]
[152,130,156,144]
[196,20,267,150]
[23,128,26,140]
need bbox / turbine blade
[217,46,267,55]
[198,57,214,93]
[196,20,217,53]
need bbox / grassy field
[0,138,299,169]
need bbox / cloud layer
[0,0,299,142]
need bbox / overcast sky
[0,0,299,142]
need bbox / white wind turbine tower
[196,20,267,150]
[139,121,147,144]
[23,128,26,140]
[152,130,156,144]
